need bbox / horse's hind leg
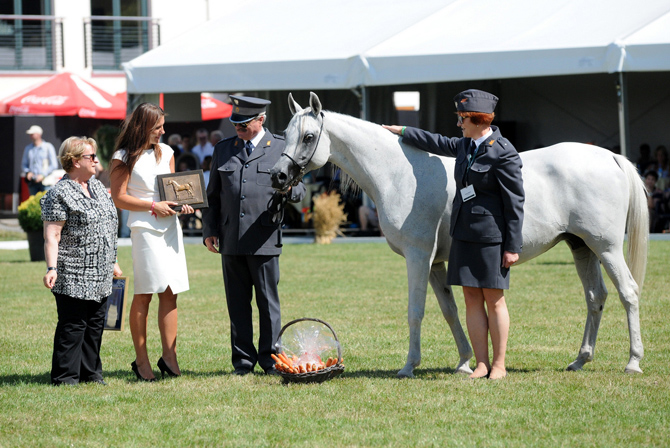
[567,245,608,371]
[429,262,472,374]
[599,250,644,374]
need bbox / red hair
[456,111,495,127]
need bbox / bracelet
[150,201,158,217]
[401,126,406,136]
[46,267,57,273]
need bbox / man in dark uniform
[202,95,306,375]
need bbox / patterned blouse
[41,174,118,302]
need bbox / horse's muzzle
[270,169,290,191]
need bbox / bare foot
[136,361,156,380]
[468,364,490,379]
[488,367,507,380]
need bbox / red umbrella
[200,95,233,121]
[1,72,126,119]
[115,92,233,121]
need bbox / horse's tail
[614,154,649,293]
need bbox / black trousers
[221,254,281,372]
[51,293,108,385]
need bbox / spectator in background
[209,130,224,149]
[358,193,380,235]
[22,125,58,195]
[644,170,663,232]
[167,134,183,159]
[192,128,214,164]
[636,143,653,174]
[655,145,669,190]
[181,134,192,153]
[202,155,212,187]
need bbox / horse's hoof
[396,369,415,379]
[455,363,473,375]
[624,362,643,374]
[566,361,583,371]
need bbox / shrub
[18,191,47,233]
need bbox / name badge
[460,185,476,202]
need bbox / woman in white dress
[110,103,194,381]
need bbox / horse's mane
[318,110,403,196]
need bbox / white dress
[112,143,189,295]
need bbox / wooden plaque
[157,170,209,211]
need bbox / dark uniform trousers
[51,293,107,385]
[222,254,281,372]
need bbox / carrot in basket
[278,352,291,365]
[271,354,282,364]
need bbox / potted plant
[18,191,47,261]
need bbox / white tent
[124,0,449,93]
[617,9,670,72]
[362,0,670,86]
[125,0,670,93]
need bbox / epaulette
[272,133,285,140]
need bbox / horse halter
[280,111,325,186]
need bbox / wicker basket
[275,317,345,384]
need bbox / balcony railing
[84,16,160,71]
[0,15,64,71]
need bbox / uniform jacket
[402,125,524,253]
[202,130,306,256]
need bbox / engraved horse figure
[167,179,195,199]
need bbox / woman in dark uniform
[383,89,524,379]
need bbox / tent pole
[351,86,369,121]
[616,72,630,158]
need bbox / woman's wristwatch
[46,266,57,273]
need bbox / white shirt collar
[473,128,494,148]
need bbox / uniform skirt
[446,238,510,290]
[130,222,189,295]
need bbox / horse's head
[270,92,330,191]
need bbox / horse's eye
[303,134,314,144]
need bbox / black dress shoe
[157,357,180,378]
[131,360,157,382]
[233,368,252,376]
[264,368,280,376]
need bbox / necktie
[245,141,253,157]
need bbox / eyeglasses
[457,115,467,125]
[232,117,258,129]
[81,154,98,161]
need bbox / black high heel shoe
[131,360,157,382]
[157,357,180,378]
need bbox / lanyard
[463,143,479,185]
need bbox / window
[0,0,63,70]
[87,0,158,70]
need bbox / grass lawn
[0,240,668,447]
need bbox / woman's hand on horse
[180,204,195,215]
[382,124,403,135]
[502,251,519,269]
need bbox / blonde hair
[59,136,98,172]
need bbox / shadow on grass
[0,372,51,385]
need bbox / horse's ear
[288,93,302,116]
[309,92,322,116]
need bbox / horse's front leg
[397,251,432,379]
[429,262,472,374]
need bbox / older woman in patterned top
[41,136,123,386]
